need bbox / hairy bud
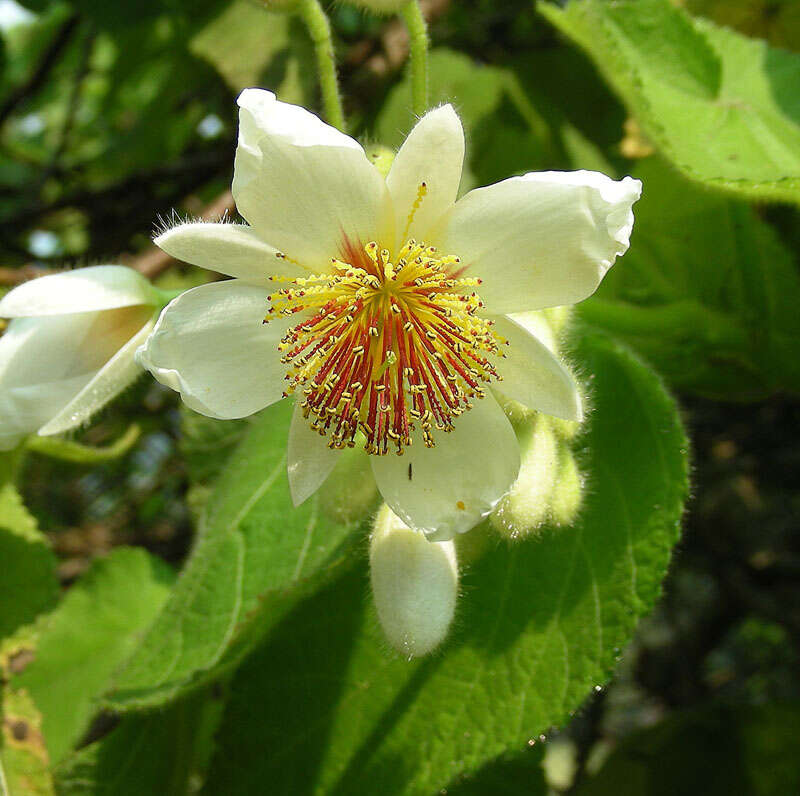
[370,504,458,658]
[491,415,558,539]
[550,447,583,526]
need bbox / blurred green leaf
[579,157,800,399]
[190,0,314,105]
[11,548,175,764]
[201,332,688,796]
[685,0,800,51]
[0,483,58,640]
[539,0,800,205]
[575,703,800,796]
[106,399,367,711]
[53,687,223,796]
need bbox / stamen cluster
[264,237,506,455]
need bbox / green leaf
[578,157,800,399]
[201,332,689,796]
[106,399,368,712]
[53,688,223,796]
[11,548,175,764]
[0,483,58,640]
[575,704,800,796]
[539,0,800,205]
[179,408,252,488]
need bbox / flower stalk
[296,0,346,131]
[401,0,429,117]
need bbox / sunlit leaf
[106,400,368,711]
[0,482,58,640]
[11,548,175,763]
[539,0,800,205]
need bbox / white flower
[0,265,161,450]
[138,89,641,540]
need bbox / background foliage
[0,0,798,793]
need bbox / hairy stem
[401,0,429,117]
[296,0,346,131]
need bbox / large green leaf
[539,0,800,205]
[578,157,800,399]
[0,483,58,640]
[202,332,689,795]
[11,548,175,764]
[106,399,369,711]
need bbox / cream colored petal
[492,315,582,421]
[40,315,155,436]
[386,104,464,248]
[136,280,294,420]
[0,308,148,446]
[287,399,342,506]
[437,171,642,313]
[370,395,520,541]
[233,89,392,268]
[154,222,307,283]
[0,265,158,318]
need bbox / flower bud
[370,504,458,658]
[491,414,558,539]
[549,447,583,526]
[0,266,161,450]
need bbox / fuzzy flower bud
[370,504,458,658]
[0,266,162,450]
[549,447,583,526]
[491,414,558,539]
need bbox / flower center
[264,237,506,455]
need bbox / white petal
[386,104,464,246]
[0,306,151,445]
[136,280,293,420]
[437,171,642,313]
[493,315,582,421]
[154,222,306,283]
[39,316,154,436]
[0,265,158,318]
[233,89,392,268]
[371,395,520,541]
[287,399,342,506]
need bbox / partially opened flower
[0,265,161,450]
[138,89,641,540]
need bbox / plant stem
[296,0,346,131]
[401,0,429,117]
